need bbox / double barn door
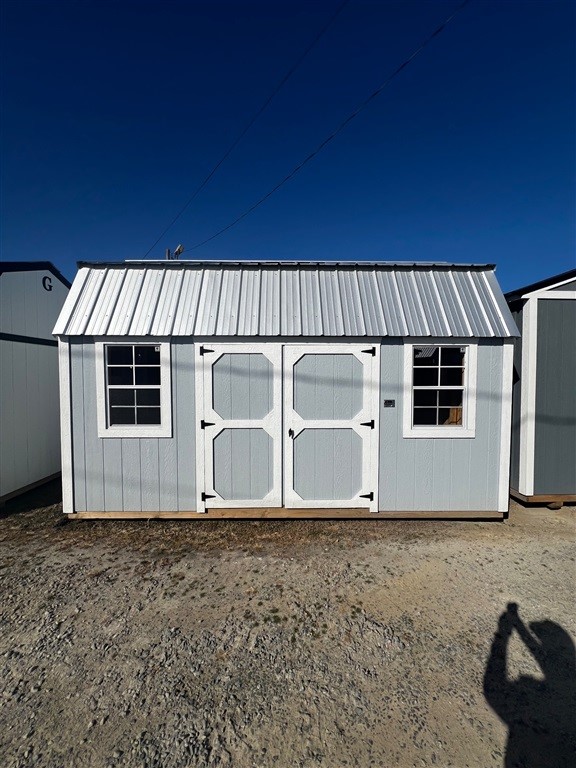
[196,343,379,513]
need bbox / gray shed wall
[70,340,195,512]
[378,340,504,512]
[533,299,576,494]
[509,307,523,491]
[69,338,506,513]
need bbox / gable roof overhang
[505,268,576,304]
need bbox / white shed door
[283,345,380,512]
[197,344,282,510]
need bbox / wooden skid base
[510,489,575,505]
[67,508,503,520]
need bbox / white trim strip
[194,344,206,513]
[58,340,74,514]
[498,342,514,512]
[526,291,575,300]
[519,297,537,495]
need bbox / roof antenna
[165,244,184,260]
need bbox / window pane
[135,367,161,385]
[107,346,133,365]
[439,389,463,407]
[136,389,161,405]
[414,390,438,407]
[108,366,133,385]
[440,367,464,386]
[441,347,465,366]
[413,347,439,366]
[440,407,462,425]
[137,407,161,425]
[414,367,439,387]
[413,408,437,425]
[135,346,160,365]
[109,389,135,406]
[110,407,136,425]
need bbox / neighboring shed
[1,261,71,502]
[53,261,518,519]
[505,269,576,506]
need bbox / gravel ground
[1,482,574,768]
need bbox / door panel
[196,344,282,510]
[293,428,363,500]
[284,344,379,511]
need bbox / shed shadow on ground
[0,478,62,520]
[484,602,576,767]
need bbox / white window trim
[402,341,478,439]
[95,340,172,438]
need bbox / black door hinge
[359,492,374,501]
[361,347,376,356]
[361,420,375,429]
[201,492,216,501]
[199,345,214,355]
[201,420,215,429]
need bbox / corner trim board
[498,342,514,512]
[519,297,537,495]
[58,340,74,514]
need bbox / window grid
[412,346,466,427]
[105,344,162,426]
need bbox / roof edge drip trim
[77,260,497,272]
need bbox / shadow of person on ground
[484,602,576,767]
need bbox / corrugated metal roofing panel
[66,267,107,336]
[54,262,519,338]
[150,268,183,336]
[128,268,165,336]
[175,269,204,336]
[53,267,90,336]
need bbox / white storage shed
[1,261,70,502]
[54,260,518,519]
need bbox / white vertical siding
[0,340,61,497]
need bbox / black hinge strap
[199,345,214,355]
[200,420,215,429]
[201,492,216,501]
[361,347,376,356]
[359,492,374,501]
[360,420,375,429]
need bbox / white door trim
[195,343,282,512]
[283,343,380,512]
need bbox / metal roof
[54,262,518,338]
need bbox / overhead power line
[186,0,471,253]
[142,0,351,258]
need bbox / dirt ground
[1,482,574,768]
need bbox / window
[403,343,477,438]
[96,341,172,438]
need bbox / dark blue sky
[2,0,574,290]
